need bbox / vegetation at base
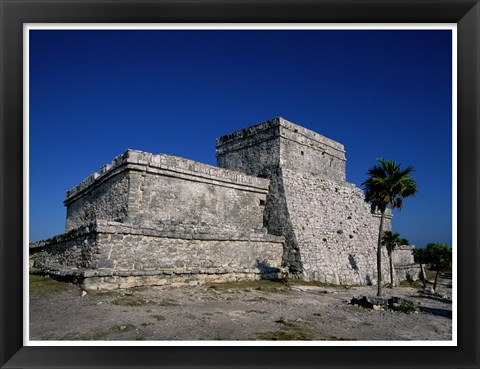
[256,330,312,340]
[246,310,269,314]
[29,274,77,295]
[256,318,313,340]
[85,290,117,299]
[413,243,452,292]
[345,304,369,313]
[207,279,291,292]
[391,300,417,314]
[223,277,356,289]
[399,279,424,289]
[151,314,166,321]
[282,278,353,288]
[157,298,181,306]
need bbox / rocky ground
[29,274,452,341]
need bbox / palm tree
[362,159,417,296]
[400,238,410,246]
[381,230,402,288]
[425,243,452,292]
[412,247,429,288]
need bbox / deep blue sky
[29,29,453,248]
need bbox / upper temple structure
[30,117,420,290]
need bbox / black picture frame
[1,1,478,368]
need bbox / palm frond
[362,158,417,212]
[381,230,402,255]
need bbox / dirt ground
[29,274,452,342]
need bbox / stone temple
[30,117,420,290]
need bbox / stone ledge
[216,117,345,153]
[29,221,285,250]
[65,150,270,202]
[95,221,284,242]
[29,224,95,249]
[30,266,288,290]
[31,265,288,278]
[124,163,270,194]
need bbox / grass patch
[112,296,155,307]
[86,290,118,299]
[140,322,154,327]
[29,274,77,295]
[257,318,313,341]
[275,318,299,328]
[328,335,353,341]
[116,324,136,332]
[245,296,270,302]
[257,330,312,340]
[207,280,290,293]
[345,304,368,313]
[285,278,349,289]
[396,305,417,314]
[360,321,374,327]
[151,315,166,321]
[157,299,181,306]
[207,278,354,292]
[246,310,269,314]
[399,280,424,289]
[392,300,418,314]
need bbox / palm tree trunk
[377,211,385,296]
[433,270,440,292]
[419,263,426,288]
[389,253,394,287]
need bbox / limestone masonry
[30,117,421,290]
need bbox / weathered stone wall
[91,221,283,271]
[261,168,304,276]
[127,171,265,231]
[30,225,98,270]
[65,171,130,231]
[216,121,281,177]
[30,220,285,290]
[278,120,346,183]
[281,169,391,284]
[217,117,346,182]
[392,245,422,282]
[392,245,416,265]
[217,117,392,284]
[82,271,283,291]
[64,150,270,233]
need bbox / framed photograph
[1,1,479,368]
